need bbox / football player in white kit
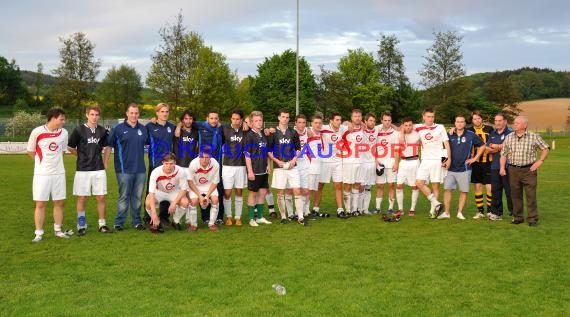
[360,113,378,214]
[187,150,221,231]
[394,117,421,216]
[414,108,451,218]
[375,111,400,216]
[294,114,312,219]
[320,112,348,218]
[27,107,71,242]
[341,109,365,216]
[145,153,190,233]
[307,114,328,217]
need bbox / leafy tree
[251,49,317,119]
[337,48,391,115]
[0,56,28,106]
[51,32,101,118]
[376,34,414,121]
[95,65,142,117]
[235,76,255,116]
[32,63,44,106]
[419,30,466,108]
[147,12,236,119]
[315,65,352,119]
[484,72,521,119]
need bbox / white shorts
[376,166,397,184]
[320,161,342,183]
[308,174,320,191]
[416,159,444,183]
[362,162,376,185]
[33,174,66,201]
[397,159,420,186]
[73,170,107,196]
[222,165,247,189]
[297,165,309,189]
[148,191,179,204]
[189,185,219,199]
[272,167,301,189]
[342,162,364,184]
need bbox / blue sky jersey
[146,121,176,169]
[448,130,484,173]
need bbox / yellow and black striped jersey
[468,125,493,162]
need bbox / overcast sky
[1,0,569,85]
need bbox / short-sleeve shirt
[267,127,300,168]
[501,131,549,167]
[146,121,175,169]
[187,157,220,187]
[376,126,400,167]
[320,124,347,163]
[415,124,449,160]
[244,129,269,175]
[107,120,149,174]
[68,124,109,171]
[341,126,363,164]
[221,124,246,167]
[487,127,512,169]
[448,130,484,172]
[173,127,199,167]
[148,165,189,194]
[27,125,68,175]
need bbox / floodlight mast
[295,0,300,116]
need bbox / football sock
[235,196,243,219]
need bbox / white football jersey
[27,125,68,175]
[187,157,220,187]
[414,123,449,160]
[307,129,322,174]
[401,130,421,158]
[361,127,379,163]
[149,165,189,194]
[320,124,346,163]
[376,126,399,167]
[295,127,309,169]
[341,126,363,164]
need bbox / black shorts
[471,161,491,184]
[248,174,269,192]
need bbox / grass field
[1,137,569,316]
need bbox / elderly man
[500,116,549,227]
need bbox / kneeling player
[145,153,190,233]
[187,150,221,231]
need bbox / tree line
[2,12,570,124]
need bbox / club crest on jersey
[331,134,338,142]
[380,139,388,146]
[167,127,172,133]
[87,137,100,144]
[165,183,175,191]
[425,133,433,140]
[355,135,363,142]
[138,129,142,136]
[199,177,208,184]
[48,142,59,151]
[369,135,376,142]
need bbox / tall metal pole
[295,0,300,115]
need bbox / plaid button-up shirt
[501,131,549,166]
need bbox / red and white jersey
[187,157,220,187]
[149,165,189,194]
[361,126,379,163]
[414,123,449,160]
[320,124,346,163]
[401,130,421,158]
[307,128,322,174]
[341,125,364,164]
[27,125,68,175]
[376,126,399,167]
[295,127,309,169]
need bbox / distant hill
[21,70,59,87]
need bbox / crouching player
[145,153,190,233]
[187,150,221,231]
